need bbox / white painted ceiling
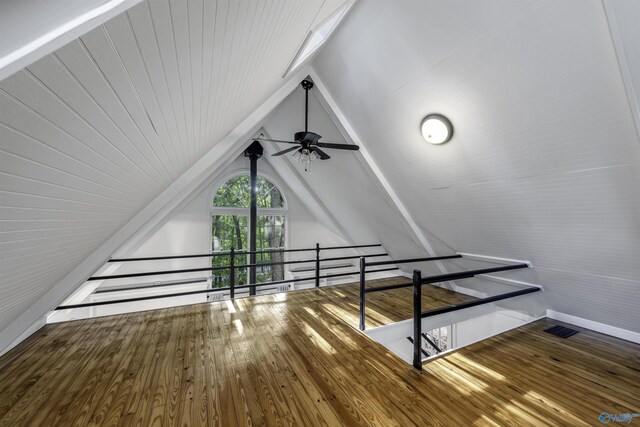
[0,0,349,334]
[313,0,640,332]
[2,0,640,351]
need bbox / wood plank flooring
[0,277,638,426]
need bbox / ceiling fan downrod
[301,79,314,133]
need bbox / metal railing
[357,253,540,369]
[56,243,397,310]
[357,254,462,330]
[410,264,539,370]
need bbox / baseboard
[546,310,640,344]
[0,316,46,357]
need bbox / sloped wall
[93,154,351,283]
[313,0,640,332]
[48,153,353,321]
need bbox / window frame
[209,172,288,252]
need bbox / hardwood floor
[0,277,638,426]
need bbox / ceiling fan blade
[272,146,300,157]
[255,138,300,145]
[314,147,331,160]
[313,142,360,151]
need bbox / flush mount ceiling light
[421,114,453,145]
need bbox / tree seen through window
[211,175,285,288]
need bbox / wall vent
[276,284,291,293]
[208,292,224,302]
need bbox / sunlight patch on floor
[523,390,588,426]
[302,321,336,355]
[448,354,506,381]
[429,359,489,395]
[225,300,237,313]
[233,319,244,335]
[303,306,359,349]
[321,303,358,325]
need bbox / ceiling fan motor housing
[294,131,322,144]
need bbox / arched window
[211,175,286,287]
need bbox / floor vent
[276,284,290,293]
[544,325,579,338]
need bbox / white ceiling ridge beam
[0,65,312,356]
[262,131,358,247]
[307,67,448,273]
[0,0,143,82]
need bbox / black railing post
[413,269,423,370]
[229,248,235,299]
[314,243,321,288]
[359,256,366,331]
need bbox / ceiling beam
[0,0,142,82]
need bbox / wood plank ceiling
[0,0,347,333]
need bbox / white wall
[313,0,640,332]
[110,154,350,275]
[48,151,356,321]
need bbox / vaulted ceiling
[2,0,640,354]
[0,0,349,336]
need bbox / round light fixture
[421,114,453,144]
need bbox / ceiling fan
[254,79,359,173]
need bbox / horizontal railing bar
[236,259,315,269]
[289,264,352,273]
[57,287,233,309]
[60,278,303,309]
[364,254,461,267]
[420,286,540,318]
[365,263,529,294]
[321,243,382,250]
[59,268,400,310]
[108,243,382,262]
[90,258,318,280]
[109,249,286,262]
[91,254,395,281]
[419,264,529,285]
[89,265,231,280]
[95,277,209,293]
[365,282,412,293]
[318,267,399,280]
[320,253,388,262]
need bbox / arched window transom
[213,175,285,209]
